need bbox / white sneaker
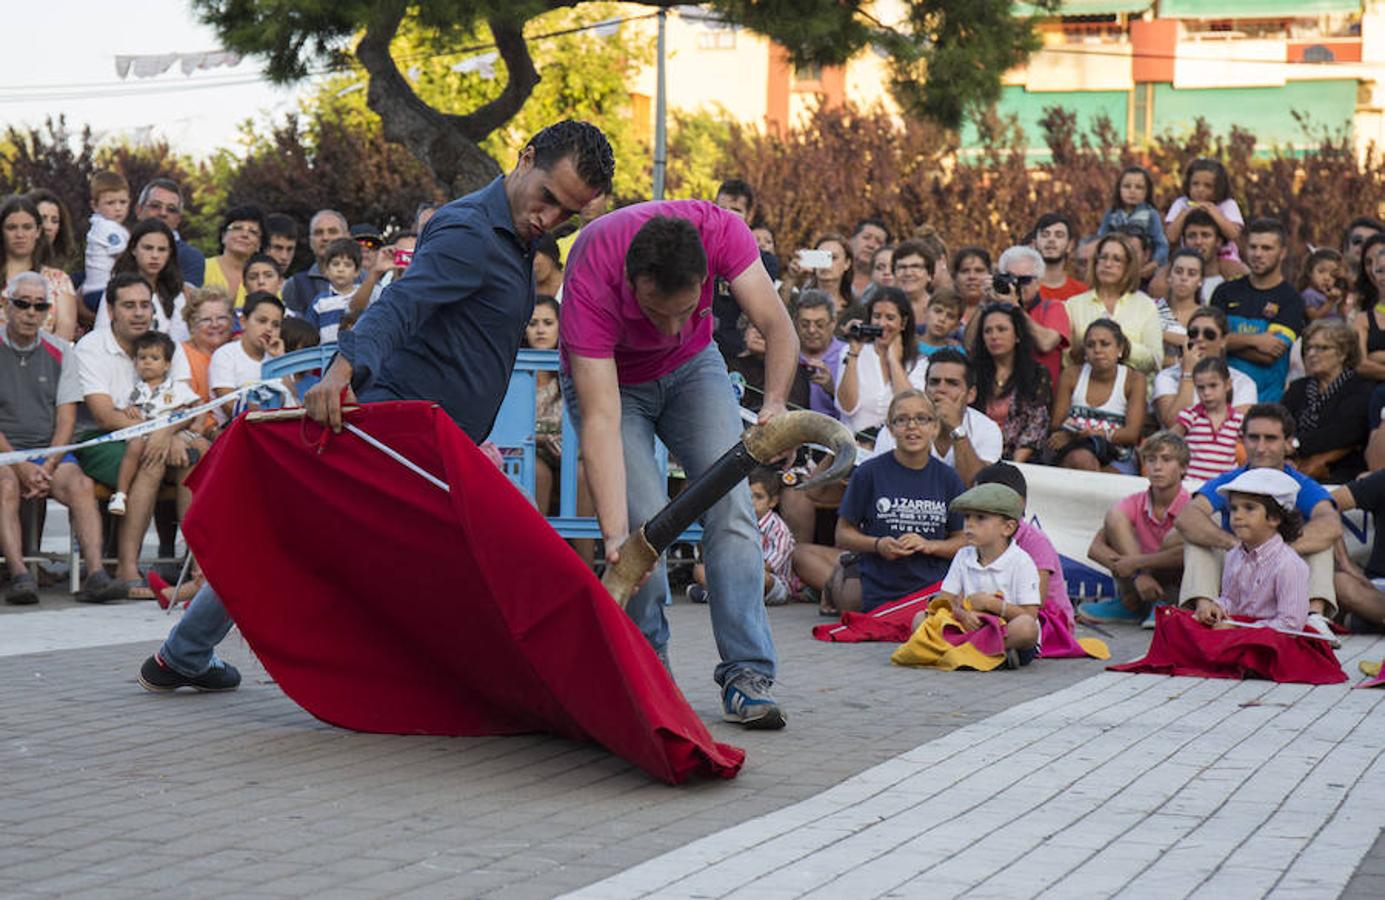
[1305,612,1341,648]
[108,491,127,516]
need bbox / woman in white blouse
[835,287,928,440]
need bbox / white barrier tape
[0,379,290,467]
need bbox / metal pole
[652,8,668,200]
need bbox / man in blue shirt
[280,210,350,316]
[138,120,615,693]
[1173,403,1342,643]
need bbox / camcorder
[846,322,885,341]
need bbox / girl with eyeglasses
[828,390,966,615]
[1153,306,1258,429]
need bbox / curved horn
[741,410,856,491]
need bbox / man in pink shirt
[1083,432,1191,628]
[561,200,799,730]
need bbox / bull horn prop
[601,410,856,608]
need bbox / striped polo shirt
[1177,404,1243,482]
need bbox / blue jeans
[563,344,776,686]
[159,583,235,676]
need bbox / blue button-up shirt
[337,177,534,442]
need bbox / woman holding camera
[835,287,927,442]
[1065,233,1163,376]
[778,232,853,314]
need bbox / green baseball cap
[950,482,1025,521]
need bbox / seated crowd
[700,167,1385,659]
[5,161,1385,666]
[0,171,423,604]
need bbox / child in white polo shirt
[932,482,1042,668]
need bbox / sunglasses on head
[1188,326,1221,341]
[10,298,51,312]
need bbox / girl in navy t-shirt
[837,389,966,611]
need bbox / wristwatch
[952,426,968,442]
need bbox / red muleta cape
[1109,606,1347,685]
[182,400,744,784]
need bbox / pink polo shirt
[560,200,761,385]
[1116,487,1191,554]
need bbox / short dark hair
[926,347,975,389]
[528,120,615,196]
[748,465,783,500]
[265,213,298,241]
[1183,208,1219,236]
[279,316,320,352]
[105,272,151,307]
[1246,217,1287,244]
[853,217,890,242]
[975,462,1028,499]
[242,291,285,318]
[1241,402,1296,439]
[1118,223,1152,253]
[1343,216,1385,251]
[716,178,754,209]
[533,233,562,269]
[1227,491,1304,543]
[242,252,281,279]
[1033,212,1075,240]
[219,204,269,252]
[323,237,362,268]
[892,239,936,272]
[625,216,708,295]
[132,330,175,362]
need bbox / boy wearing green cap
[931,482,1042,667]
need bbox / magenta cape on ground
[182,400,744,784]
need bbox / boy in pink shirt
[1083,431,1191,628]
[560,200,799,730]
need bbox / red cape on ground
[1109,606,1347,685]
[182,401,744,784]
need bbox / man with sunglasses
[1341,216,1385,284]
[0,272,110,604]
[135,178,205,288]
[965,244,1069,385]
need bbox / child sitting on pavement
[1083,431,1191,628]
[108,331,200,516]
[1192,468,1308,631]
[690,466,798,606]
[920,482,1041,668]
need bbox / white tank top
[1065,363,1129,437]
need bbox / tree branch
[454,17,541,142]
[355,0,502,191]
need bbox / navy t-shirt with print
[1210,278,1304,403]
[839,452,965,611]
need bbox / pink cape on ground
[181,400,745,784]
[1109,606,1347,685]
[811,583,1105,658]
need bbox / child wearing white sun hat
[1186,468,1309,631]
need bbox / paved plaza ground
[2,590,1382,899]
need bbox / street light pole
[651,7,668,200]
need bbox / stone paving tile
[2,594,1380,899]
[566,635,1385,900]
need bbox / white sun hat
[1214,468,1301,512]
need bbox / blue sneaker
[1142,603,1168,629]
[722,671,786,730]
[1077,597,1145,625]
